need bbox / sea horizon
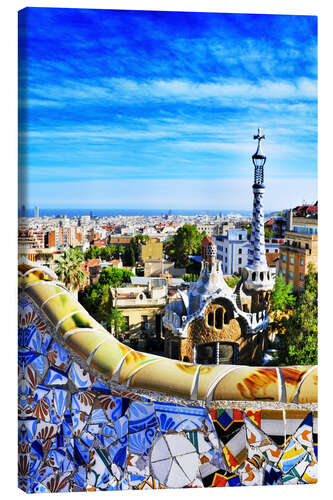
[19,208,254,218]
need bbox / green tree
[54,249,86,296]
[264,228,274,239]
[245,224,252,240]
[84,246,101,260]
[98,267,134,287]
[165,225,206,267]
[129,246,136,267]
[107,309,128,338]
[272,264,318,365]
[116,245,126,259]
[270,273,296,311]
[100,245,116,261]
[225,275,240,288]
[181,273,199,282]
[130,234,150,260]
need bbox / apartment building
[214,229,279,275]
[279,210,318,292]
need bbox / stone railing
[18,263,318,493]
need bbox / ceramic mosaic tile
[17,294,318,492]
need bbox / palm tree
[54,249,86,298]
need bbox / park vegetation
[79,267,134,336]
[164,224,206,267]
[269,264,318,365]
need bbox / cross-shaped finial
[253,128,265,142]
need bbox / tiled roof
[18,263,317,404]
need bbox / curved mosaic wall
[18,264,318,492]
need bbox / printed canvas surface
[18,7,317,493]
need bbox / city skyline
[18,8,317,211]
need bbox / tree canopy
[79,267,134,325]
[181,273,199,283]
[224,275,240,288]
[54,249,86,294]
[270,273,296,311]
[98,267,134,287]
[246,224,274,240]
[164,225,206,267]
[270,264,318,366]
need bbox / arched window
[215,308,223,329]
[207,312,214,327]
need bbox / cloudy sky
[18,8,317,211]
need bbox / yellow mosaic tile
[118,351,163,385]
[57,311,98,336]
[279,366,309,402]
[297,368,318,404]
[196,365,237,400]
[129,360,198,398]
[43,293,83,326]
[213,367,280,401]
[64,329,112,360]
[24,282,63,307]
[89,339,132,378]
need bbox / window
[282,269,286,276]
[266,249,269,253]
[170,341,180,360]
[218,344,235,364]
[207,312,214,327]
[300,258,304,266]
[141,315,148,329]
[238,234,242,240]
[275,249,278,253]
[196,342,238,365]
[238,257,242,264]
[215,308,223,329]
[282,255,286,262]
[290,256,294,264]
[289,272,294,280]
[225,256,227,262]
[299,273,303,281]
[238,248,242,254]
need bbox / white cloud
[26,76,317,107]
[28,176,317,212]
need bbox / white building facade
[214,228,279,275]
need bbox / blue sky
[18,8,317,211]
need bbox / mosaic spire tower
[242,129,274,292]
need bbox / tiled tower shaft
[248,185,267,269]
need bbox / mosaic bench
[18,264,318,492]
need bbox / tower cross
[253,128,265,143]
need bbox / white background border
[1,0,331,498]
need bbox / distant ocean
[19,208,251,218]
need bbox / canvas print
[18,7,318,493]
